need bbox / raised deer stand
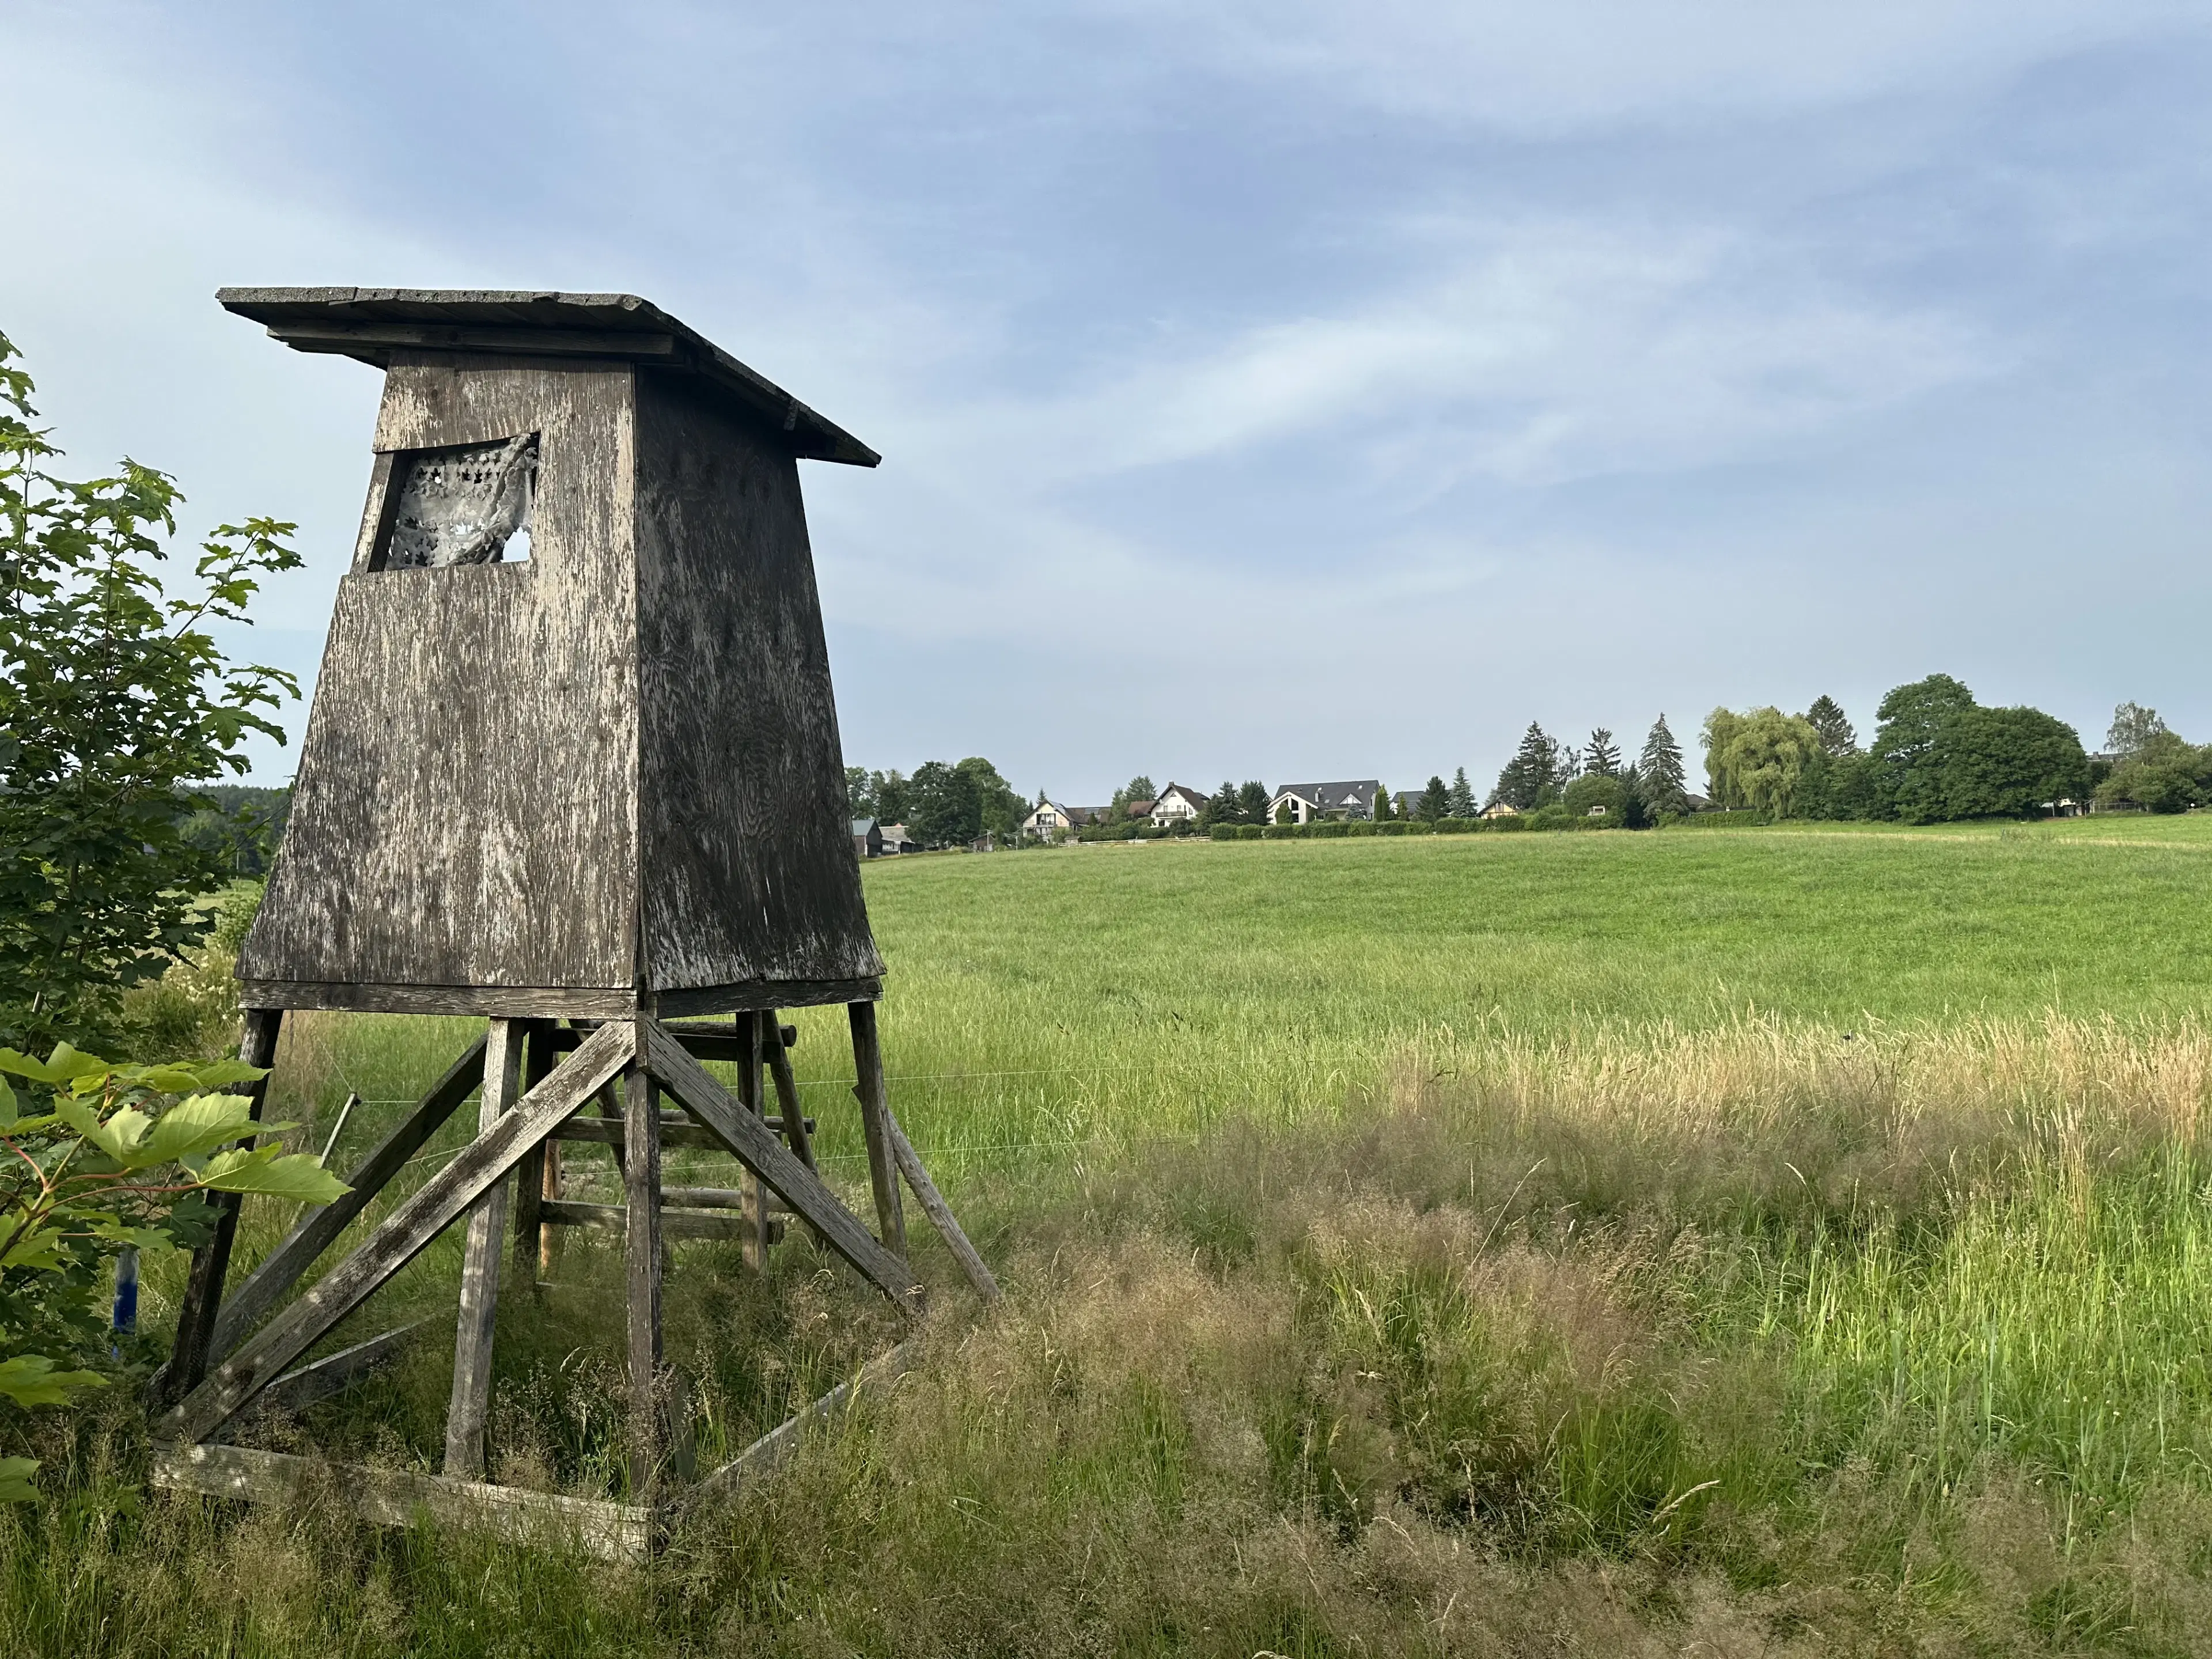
[147,289,995,1557]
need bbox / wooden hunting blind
[151,290,995,1555]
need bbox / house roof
[216,287,879,467]
[1126,799,1157,816]
[1155,783,1208,808]
[1272,780,1380,809]
[851,818,877,836]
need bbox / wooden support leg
[763,1012,815,1171]
[444,1018,523,1478]
[622,1058,665,1498]
[511,1023,556,1286]
[538,1141,564,1280]
[740,1014,770,1271]
[847,1001,906,1258]
[157,1007,284,1409]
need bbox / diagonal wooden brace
[638,1021,924,1315]
[209,1035,488,1363]
[162,1020,639,1446]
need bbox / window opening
[381,433,539,568]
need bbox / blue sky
[6,2,2210,802]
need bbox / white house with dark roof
[1268,780,1381,824]
[1021,799,1086,837]
[1150,782,1210,826]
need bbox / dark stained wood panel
[631,370,884,998]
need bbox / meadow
[10,819,2212,1655]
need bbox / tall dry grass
[12,1012,2212,1653]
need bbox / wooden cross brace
[157,1016,945,1480]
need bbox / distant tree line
[847,759,1025,848]
[1478,714,1691,829]
[1699,675,2113,823]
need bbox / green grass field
[12,821,2212,1656]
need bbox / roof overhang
[217,287,878,467]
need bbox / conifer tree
[1584,728,1621,775]
[1419,775,1449,820]
[1446,767,1475,817]
[1491,724,1563,810]
[1372,782,1392,821]
[1805,695,1859,757]
[1638,715,1688,814]
[1237,780,1270,824]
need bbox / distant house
[1021,800,1082,836]
[1150,783,1209,826]
[1270,780,1381,824]
[1479,801,1520,820]
[852,817,884,859]
[1681,794,1714,813]
[878,822,920,854]
[1124,798,1157,822]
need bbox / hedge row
[1211,816,1522,840]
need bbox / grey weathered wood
[883,1112,1001,1303]
[681,1338,921,1512]
[551,1114,768,1150]
[846,1001,906,1257]
[539,1199,779,1245]
[164,1019,639,1445]
[445,1018,523,1476]
[267,320,679,359]
[763,1010,816,1171]
[639,1021,922,1313]
[236,351,645,1012]
[217,287,880,466]
[622,1063,664,1497]
[159,1008,284,1408]
[151,1441,655,1563]
[210,1035,488,1363]
[233,1320,427,1429]
[738,1016,770,1271]
[512,1023,557,1282]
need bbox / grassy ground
[10,821,2212,1654]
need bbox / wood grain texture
[151,1441,654,1563]
[622,1063,664,1496]
[512,1024,558,1282]
[236,355,642,1006]
[631,370,884,1001]
[164,1020,638,1446]
[209,1033,487,1363]
[885,1111,1001,1303]
[229,1320,427,1433]
[639,1021,923,1313]
[160,1009,284,1408]
[445,1019,522,1476]
[539,1200,777,1244]
[847,1001,907,1258]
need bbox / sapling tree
[0,331,302,1050]
[0,1041,345,1498]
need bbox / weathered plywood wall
[632,371,882,1007]
[238,355,642,1014]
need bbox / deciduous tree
[1237,780,1270,824]
[0,333,301,1050]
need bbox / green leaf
[179,1060,268,1092]
[0,1355,108,1409]
[0,1458,39,1502]
[137,1092,257,1168]
[0,1227,66,1271]
[0,1044,109,1086]
[53,1097,151,1164]
[0,1075,14,1130]
[196,1147,349,1204]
